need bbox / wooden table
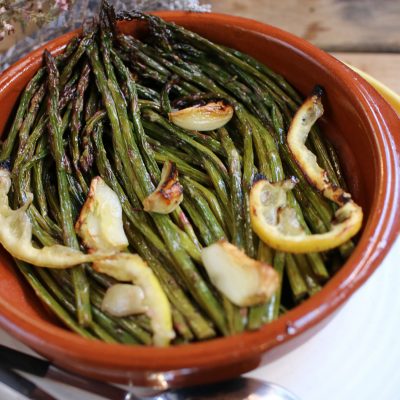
[1,1,399,94]
[210,0,400,94]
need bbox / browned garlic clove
[201,240,279,307]
[143,161,183,214]
[169,100,234,131]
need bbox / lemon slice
[0,169,102,268]
[94,253,174,346]
[250,178,363,253]
[77,177,174,346]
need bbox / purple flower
[3,22,15,34]
[55,0,69,11]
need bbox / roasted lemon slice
[0,169,102,268]
[249,86,363,254]
[77,177,174,346]
[250,178,363,253]
[94,254,175,346]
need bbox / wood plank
[2,1,400,53]
[0,23,37,53]
[209,0,400,52]
[332,53,400,95]
[1,3,399,97]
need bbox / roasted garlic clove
[201,240,279,307]
[94,253,174,346]
[143,161,183,214]
[101,284,147,317]
[169,100,234,131]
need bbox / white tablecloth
[1,236,399,400]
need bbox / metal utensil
[0,366,57,400]
[0,345,300,400]
[0,344,129,399]
[154,377,301,400]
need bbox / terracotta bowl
[0,12,399,388]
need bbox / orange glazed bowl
[0,12,399,388]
